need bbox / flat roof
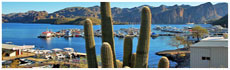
[201,37,228,41]
[2,44,19,49]
[2,44,35,50]
[191,37,228,48]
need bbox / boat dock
[37,28,185,39]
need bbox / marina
[2,23,228,68]
[37,24,227,39]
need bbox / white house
[190,37,228,68]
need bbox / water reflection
[40,38,52,45]
[64,37,72,46]
[64,37,72,41]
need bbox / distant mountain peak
[200,2,213,6]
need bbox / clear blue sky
[2,2,220,14]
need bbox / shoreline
[156,48,190,68]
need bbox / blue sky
[2,2,221,14]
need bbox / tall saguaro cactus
[84,19,98,68]
[101,42,114,68]
[158,56,170,68]
[123,35,133,67]
[130,53,136,68]
[135,6,152,68]
[100,2,117,67]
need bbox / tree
[169,35,192,49]
[191,25,208,42]
[169,35,184,50]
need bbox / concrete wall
[190,47,228,68]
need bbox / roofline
[191,46,228,48]
[201,40,228,42]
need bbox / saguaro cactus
[116,60,123,68]
[101,42,114,68]
[123,35,133,67]
[100,2,117,67]
[84,19,98,68]
[130,53,136,68]
[158,56,170,68]
[124,66,130,68]
[135,6,152,68]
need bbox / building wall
[210,47,228,68]
[9,51,16,57]
[190,47,228,68]
[190,48,211,68]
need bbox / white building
[190,37,228,68]
[2,44,35,57]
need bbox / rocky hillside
[35,17,101,25]
[2,2,228,24]
[2,11,48,23]
[211,14,228,28]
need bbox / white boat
[186,22,194,25]
[38,30,53,38]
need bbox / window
[202,57,206,60]
[206,57,210,60]
[201,56,211,60]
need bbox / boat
[186,22,194,25]
[116,31,125,38]
[5,42,13,44]
[73,31,83,37]
[154,25,163,30]
[94,29,102,37]
[38,30,53,38]
[64,30,73,37]
[151,32,159,38]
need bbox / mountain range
[2,2,228,24]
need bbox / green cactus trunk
[116,60,123,68]
[158,56,170,68]
[84,19,98,68]
[100,2,117,67]
[101,42,114,68]
[130,53,136,68]
[123,35,133,67]
[135,6,152,68]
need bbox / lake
[2,23,211,68]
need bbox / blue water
[2,23,212,68]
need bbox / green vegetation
[123,35,133,67]
[113,21,130,25]
[101,42,114,68]
[169,36,184,50]
[135,6,152,68]
[158,56,170,68]
[192,25,209,42]
[34,17,101,25]
[169,35,192,49]
[84,19,98,68]
[130,53,136,68]
[100,2,117,67]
